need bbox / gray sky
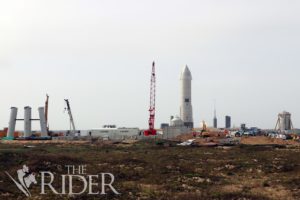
[0,0,299,130]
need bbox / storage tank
[225,116,231,129]
[38,107,48,136]
[7,107,18,138]
[278,111,292,131]
[24,106,32,137]
[170,116,184,127]
[170,116,174,124]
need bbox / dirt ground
[240,136,300,146]
[177,134,300,146]
[0,139,299,200]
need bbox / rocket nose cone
[180,65,192,80]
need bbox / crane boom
[45,94,49,131]
[64,99,77,136]
[144,61,157,136]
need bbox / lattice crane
[144,62,157,136]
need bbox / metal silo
[38,107,48,137]
[278,111,292,131]
[7,107,18,138]
[24,106,32,137]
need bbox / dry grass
[0,139,299,199]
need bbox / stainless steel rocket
[180,65,193,128]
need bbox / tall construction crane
[45,94,49,132]
[64,99,77,136]
[144,62,157,136]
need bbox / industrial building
[89,125,140,140]
[162,116,191,139]
[1,63,298,143]
[225,116,231,129]
[213,117,218,129]
[213,101,217,128]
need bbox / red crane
[144,61,157,136]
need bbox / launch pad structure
[4,106,48,140]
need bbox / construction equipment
[202,120,207,132]
[144,62,157,136]
[45,94,49,132]
[64,99,77,136]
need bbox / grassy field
[0,140,299,200]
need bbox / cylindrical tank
[278,111,292,131]
[24,106,32,137]
[170,116,184,127]
[38,107,48,137]
[7,107,18,138]
[170,116,174,124]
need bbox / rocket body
[180,66,193,128]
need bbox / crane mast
[64,99,77,136]
[45,94,49,131]
[144,61,157,136]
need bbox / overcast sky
[0,0,299,130]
